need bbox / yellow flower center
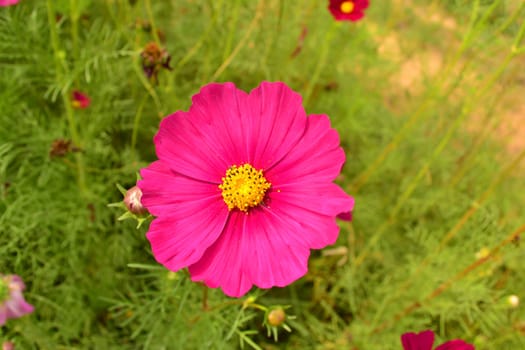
[219,164,271,212]
[340,1,355,14]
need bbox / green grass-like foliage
[1,0,524,349]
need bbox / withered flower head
[141,42,172,83]
[49,139,81,158]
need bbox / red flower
[71,90,91,109]
[328,0,369,22]
[401,330,475,350]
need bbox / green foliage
[1,0,524,349]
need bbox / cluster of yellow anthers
[219,163,271,212]
[340,1,355,14]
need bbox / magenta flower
[401,330,475,350]
[0,0,19,7]
[328,0,370,22]
[71,90,91,109]
[139,81,354,297]
[0,275,34,326]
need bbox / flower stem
[373,222,525,334]
[348,0,502,193]
[353,37,519,268]
[46,0,87,196]
[302,21,338,107]
[210,0,264,81]
[145,0,160,45]
[131,95,148,153]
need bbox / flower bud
[124,186,148,216]
[267,307,286,327]
[507,295,519,308]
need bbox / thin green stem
[145,0,160,44]
[353,43,517,268]
[132,56,163,117]
[46,0,87,195]
[374,222,525,334]
[131,95,148,153]
[222,0,240,62]
[210,0,264,81]
[496,2,524,34]
[349,0,502,193]
[70,0,79,62]
[302,21,338,107]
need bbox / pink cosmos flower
[0,274,34,326]
[328,0,370,22]
[2,342,15,350]
[71,90,91,109]
[401,330,475,350]
[0,0,19,7]
[139,81,354,297]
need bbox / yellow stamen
[219,164,271,212]
[340,1,354,14]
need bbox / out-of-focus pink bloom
[71,90,91,109]
[2,341,15,350]
[401,330,475,350]
[328,0,369,22]
[0,0,19,7]
[0,274,34,326]
[139,81,354,297]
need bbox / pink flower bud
[124,186,148,216]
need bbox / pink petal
[188,209,311,297]
[154,110,231,183]
[244,82,307,169]
[242,208,310,288]
[0,308,6,326]
[271,182,354,217]
[139,160,222,217]
[188,213,253,297]
[188,82,250,165]
[145,194,229,271]
[435,340,475,350]
[0,0,19,7]
[401,330,435,350]
[265,195,342,249]
[266,114,345,185]
[5,292,34,319]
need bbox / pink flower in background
[0,0,19,7]
[139,81,354,297]
[328,0,369,22]
[2,341,15,350]
[401,330,475,350]
[71,90,91,109]
[0,274,34,326]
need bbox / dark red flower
[328,0,369,22]
[401,330,475,350]
[71,90,91,109]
